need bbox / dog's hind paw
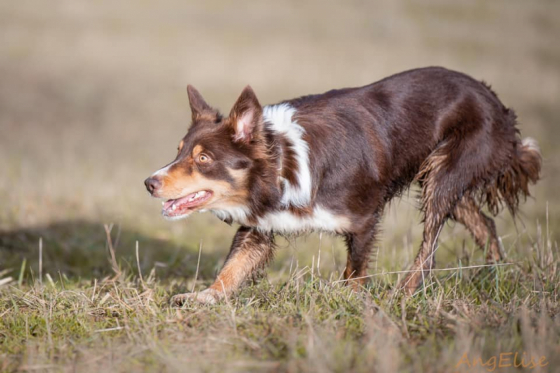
[170,288,221,306]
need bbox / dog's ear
[229,85,263,143]
[187,85,212,121]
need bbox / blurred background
[1,0,559,282]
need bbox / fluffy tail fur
[486,137,542,215]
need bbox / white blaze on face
[152,160,179,179]
[263,104,312,207]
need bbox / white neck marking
[263,104,312,208]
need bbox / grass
[1,215,559,372]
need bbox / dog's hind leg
[398,204,447,296]
[171,226,274,305]
[397,141,465,296]
[451,196,504,263]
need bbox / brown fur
[145,67,542,303]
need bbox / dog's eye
[198,153,211,163]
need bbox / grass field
[1,0,559,372]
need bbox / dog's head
[144,85,267,220]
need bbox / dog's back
[271,67,536,224]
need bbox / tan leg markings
[171,227,274,306]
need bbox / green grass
[0,220,558,372]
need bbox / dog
[144,67,541,305]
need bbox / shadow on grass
[0,220,222,282]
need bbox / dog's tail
[485,136,542,216]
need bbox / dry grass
[1,0,559,372]
[1,225,559,372]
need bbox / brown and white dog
[144,67,541,305]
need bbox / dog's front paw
[170,288,221,306]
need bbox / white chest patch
[210,206,251,225]
[257,206,350,234]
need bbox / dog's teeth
[172,204,176,211]
[162,201,165,206]
[199,191,206,197]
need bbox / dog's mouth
[162,190,213,218]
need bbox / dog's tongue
[163,199,177,210]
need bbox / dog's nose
[144,177,162,195]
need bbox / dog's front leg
[171,226,275,306]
